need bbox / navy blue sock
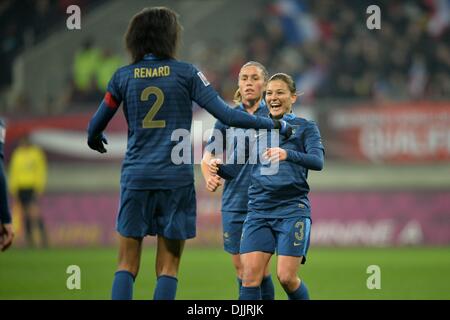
[153,275,178,300]
[239,286,262,300]
[261,275,275,300]
[237,278,243,296]
[286,280,310,300]
[111,270,135,300]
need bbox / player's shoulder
[168,59,196,73]
[105,64,132,85]
[114,63,134,75]
[292,116,318,128]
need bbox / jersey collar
[238,99,267,114]
[282,112,296,121]
[269,111,296,121]
[143,54,163,61]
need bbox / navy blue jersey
[206,100,269,212]
[0,119,11,223]
[108,55,217,189]
[248,113,324,219]
[87,54,279,190]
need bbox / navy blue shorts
[240,215,311,263]
[116,184,196,240]
[222,211,246,255]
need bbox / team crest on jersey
[197,71,210,87]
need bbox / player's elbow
[310,157,324,171]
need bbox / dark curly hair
[125,7,182,64]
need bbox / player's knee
[231,255,243,277]
[277,272,297,289]
[117,257,140,276]
[242,265,264,286]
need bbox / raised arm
[190,67,292,137]
[202,96,291,135]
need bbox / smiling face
[265,79,297,119]
[238,65,266,105]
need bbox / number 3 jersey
[106,54,218,189]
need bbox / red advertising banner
[10,190,450,247]
[326,102,450,163]
[310,191,450,246]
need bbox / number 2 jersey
[103,54,219,189]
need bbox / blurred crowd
[69,39,124,104]
[0,0,104,91]
[1,0,449,112]
[192,0,450,103]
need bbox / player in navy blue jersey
[0,119,14,252]
[86,7,291,300]
[201,61,274,299]
[211,73,324,300]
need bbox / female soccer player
[201,61,275,299]
[86,7,290,300]
[211,73,324,300]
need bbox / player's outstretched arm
[203,96,292,137]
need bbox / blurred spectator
[69,42,125,104]
[96,49,124,91]
[71,39,103,103]
[9,136,48,248]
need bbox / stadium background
[0,0,449,299]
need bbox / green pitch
[0,247,449,300]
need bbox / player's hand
[208,158,222,175]
[263,147,287,163]
[206,175,222,192]
[273,119,293,138]
[0,223,14,252]
[87,133,108,153]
